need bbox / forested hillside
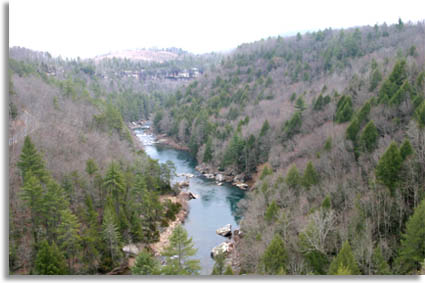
[8,49,190,274]
[151,20,425,274]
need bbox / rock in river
[216,224,232,237]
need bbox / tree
[282,111,302,141]
[264,200,279,223]
[131,250,161,275]
[103,162,125,216]
[335,96,353,123]
[369,68,382,91]
[161,225,200,275]
[261,234,287,274]
[371,246,391,275]
[295,96,306,111]
[17,136,47,183]
[20,172,45,244]
[302,161,319,189]
[328,241,360,275]
[57,209,81,272]
[400,139,414,161]
[85,158,98,176]
[286,164,301,189]
[203,136,213,163]
[211,251,226,275]
[346,118,361,142]
[359,121,379,152]
[396,199,425,274]
[34,240,68,275]
[375,142,403,195]
[324,137,332,151]
[223,265,234,275]
[102,202,122,269]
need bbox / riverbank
[150,191,189,256]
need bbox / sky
[8,0,425,58]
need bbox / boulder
[216,224,232,237]
[122,244,139,256]
[216,182,223,186]
[204,173,215,179]
[176,180,189,188]
[215,174,225,182]
[188,192,198,200]
[233,182,249,190]
[211,242,233,258]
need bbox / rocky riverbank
[195,163,250,191]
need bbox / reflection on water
[134,128,245,275]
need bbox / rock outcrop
[211,241,234,258]
[122,244,140,256]
[216,224,232,237]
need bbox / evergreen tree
[369,68,382,91]
[282,111,302,141]
[20,172,45,244]
[17,136,47,182]
[375,142,403,195]
[264,200,279,223]
[57,209,81,272]
[85,158,98,176]
[34,240,68,275]
[223,265,234,275]
[357,101,371,124]
[131,250,160,275]
[161,225,200,275]
[211,251,225,275]
[415,101,425,129]
[371,246,391,275]
[328,241,360,275]
[260,165,272,180]
[346,117,361,142]
[400,139,414,161]
[359,121,379,152]
[324,137,332,151]
[203,136,213,163]
[286,164,301,189]
[335,96,353,123]
[102,202,122,269]
[302,161,319,189]
[295,96,306,111]
[396,199,425,274]
[261,234,287,274]
[103,162,125,216]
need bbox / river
[134,128,245,275]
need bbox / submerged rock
[216,224,232,237]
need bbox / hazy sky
[9,0,425,58]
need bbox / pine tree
[223,265,234,275]
[400,139,414,161]
[335,96,353,123]
[264,200,279,223]
[57,209,81,272]
[328,241,360,275]
[203,136,213,163]
[20,172,45,244]
[161,225,200,275]
[346,117,361,142]
[211,251,226,275]
[261,234,287,274]
[34,240,68,275]
[42,180,69,241]
[286,164,301,189]
[359,121,379,152]
[17,136,47,183]
[302,161,319,189]
[103,162,125,217]
[131,250,160,275]
[371,246,391,275]
[375,142,403,195]
[295,96,306,111]
[396,199,425,274]
[324,137,332,151]
[85,158,98,176]
[102,202,122,269]
[415,101,425,129]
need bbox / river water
[134,128,245,275]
